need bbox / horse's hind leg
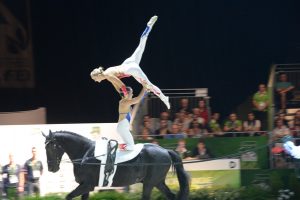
[156,181,176,200]
[142,183,154,200]
[81,193,89,200]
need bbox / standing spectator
[252,84,269,130]
[191,140,212,159]
[154,119,171,139]
[0,162,3,198]
[175,139,191,159]
[22,147,43,197]
[223,113,242,137]
[177,98,192,114]
[197,99,209,125]
[208,112,223,136]
[275,73,295,111]
[2,153,22,200]
[243,113,262,136]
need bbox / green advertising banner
[132,159,241,191]
[138,136,269,169]
[167,170,240,190]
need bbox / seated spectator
[188,119,208,138]
[175,139,191,159]
[291,125,300,146]
[165,123,185,139]
[141,127,153,140]
[208,112,223,136]
[154,111,172,131]
[139,116,155,135]
[196,99,209,124]
[177,98,192,114]
[223,113,242,137]
[243,112,262,136]
[275,73,295,111]
[151,139,159,145]
[154,119,172,139]
[252,84,269,130]
[272,119,291,141]
[292,110,300,128]
[173,110,192,133]
[191,108,206,126]
[275,112,289,127]
[271,119,291,168]
[191,139,212,159]
[177,122,188,135]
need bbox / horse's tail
[168,150,189,200]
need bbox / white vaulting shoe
[162,96,170,109]
[147,15,158,28]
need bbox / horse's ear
[49,130,53,138]
[42,132,47,138]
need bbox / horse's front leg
[66,183,92,200]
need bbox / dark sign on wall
[0,0,34,88]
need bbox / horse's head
[42,130,65,172]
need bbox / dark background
[1,0,300,123]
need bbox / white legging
[120,26,170,109]
[117,118,134,150]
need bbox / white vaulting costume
[117,112,135,150]
[283,141,300,159]
[102,16,170,109]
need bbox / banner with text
[0,0,34,88]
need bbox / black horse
[43,130,189,200]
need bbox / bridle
[45,137,63,165]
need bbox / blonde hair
[98,66,104,73]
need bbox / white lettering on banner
[183,159,240,171]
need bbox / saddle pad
[95,140,144,164]
[95,139,144,187]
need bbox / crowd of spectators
[137,72,299,140]
[137,72,299,167]
[138,96,269,139]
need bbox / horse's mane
[53,130,92,143]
